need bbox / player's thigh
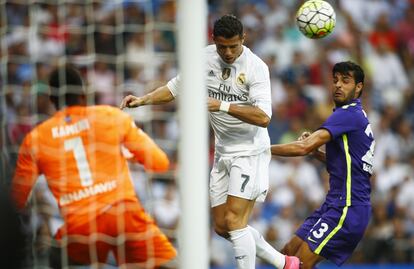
[118,227,177,267]
[281,235,305,256]
[117,203,177,266]
[212,203,228,236]
[118,231,176,267]
[210,153,230,208]
[225,195,256,230]
[49,244,105,269]
[228,150,270,203]
[54,223,112,265]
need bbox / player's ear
[356,82,363,97]
[241,33,246,44]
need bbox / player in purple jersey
[270,61,374,269]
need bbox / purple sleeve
[320,109,359,140]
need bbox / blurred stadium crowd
[1,0,414,267]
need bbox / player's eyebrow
[343,71,355,78]
[334,73,352,80]
[217,44,238,48]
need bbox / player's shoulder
[336,101,368,123]
[87,105,133,126]
[243,46,268,70]
[243,47,265,63]
[34,112,62,134]
[88,105,126,117]
[19,118,51,146]
[205,45,221,64]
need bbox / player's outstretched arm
[208,97,270,127]
[271,129,331,157]
[298,131,326,163]
[120,85,174,109]
[11,136,39,210]
[120,112,170,172]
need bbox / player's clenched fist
[207,97,221,112]
[120,95,142,109]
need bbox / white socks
[228,226,286,269]
[248,225,286,269]
[229,227,256,269]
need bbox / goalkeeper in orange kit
[11,65,176,268]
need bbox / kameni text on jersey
[208,86,248,102]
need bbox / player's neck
[335,98,359,108]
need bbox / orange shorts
[55,200,177,267]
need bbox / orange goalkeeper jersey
[12,105,169,228]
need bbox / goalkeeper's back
[13,105,169,226]
[12,66,169,229]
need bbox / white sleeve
[166,75,180,97]
[249,62,272,118]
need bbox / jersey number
[312,222,329,239]
[64,137,93,187]
[240,174,250,193]
[362,124,375,174]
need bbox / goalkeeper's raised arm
[120,85,174,109]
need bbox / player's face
[332,72,362,107]
[214,35,244,64]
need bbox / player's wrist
[137,96,148,106]
[219,101,230,113]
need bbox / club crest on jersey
[237,73,246,85]
[222,68,231,80]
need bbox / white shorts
[209,149,271,207]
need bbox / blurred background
[1,0,414,268]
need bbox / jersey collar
[334,98,361,111]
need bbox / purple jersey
[320,99,374,206]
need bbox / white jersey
[167,45,272,156]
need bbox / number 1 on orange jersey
[64,137,93,187]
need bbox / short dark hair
[48,65,85,109]
[332,61,365,97]
[213,14,243,39]
[332,61,364,85]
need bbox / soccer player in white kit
[120,15,300,269]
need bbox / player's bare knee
[282,239,300,255]
[280,244,290,255]
[224,210,244,231]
